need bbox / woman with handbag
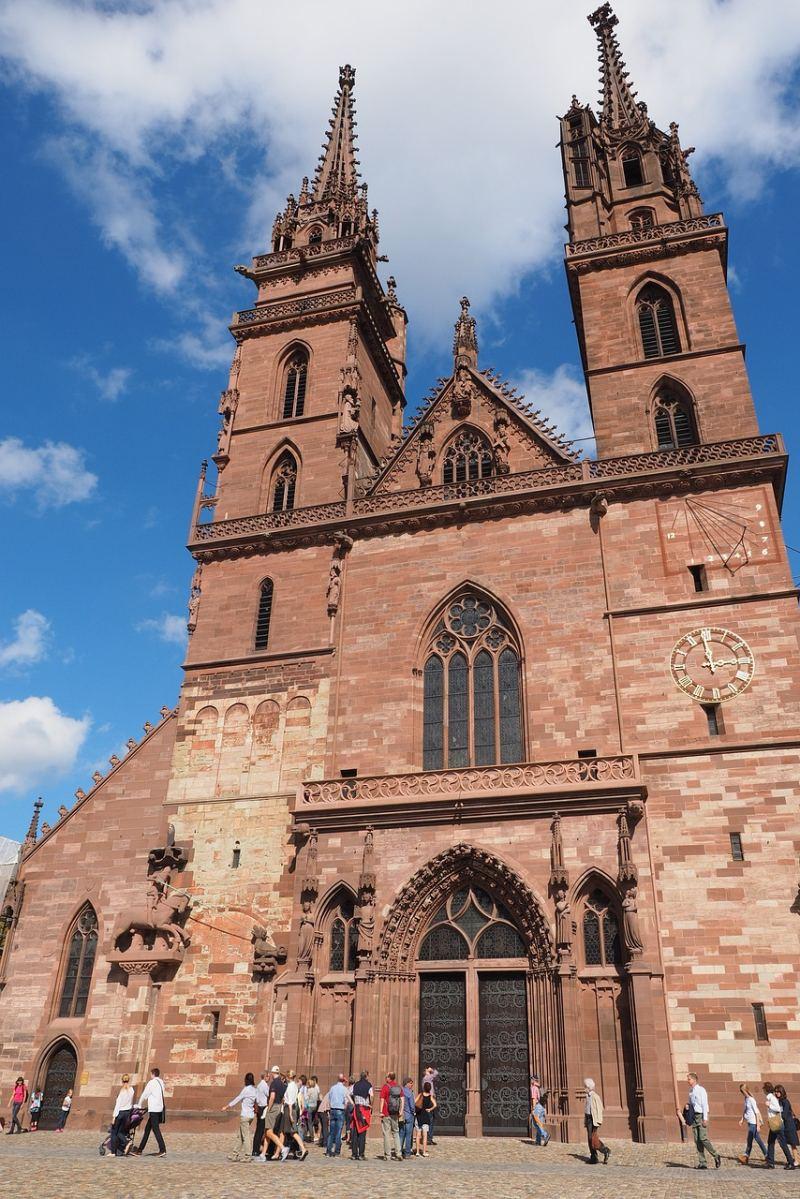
[774,1086,799,1166]
[763,1082,795,1169]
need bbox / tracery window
[442,430,494,485]
[636,283,681,359]
[271,451,298,512]
[621,146,644,187]
[254,579,274,650]
[422,591,523,770]
[582,888,622,967]
[418,886,527,961]
[329,895,359,972]
[58,905,98,1018]
[282,351,308,420]
[628,207,655,234]
[308,227,322,246]
[653,386,697,450]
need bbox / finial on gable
[453,296,478,370]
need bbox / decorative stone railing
[301,756,639,806]
[566,213,725,257]
[233,284,358,329]
[191,435,782,545]
[252,234,359,270]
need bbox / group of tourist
[6,1064,799,1170]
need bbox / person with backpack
[379,1071,404,1161]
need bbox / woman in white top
[278,1069,308,1162]
[109,1074,135,1157]
[763,1082,795,1169]
[222,1072,258,1161]
[737,1083,767,1164]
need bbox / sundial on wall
[657,486,776,575]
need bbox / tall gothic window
[418,886,526,961]
[628,207,655,235]
[271,451,298,512]
[442,431,494,485]
[329,894,359,972]
[422,591,523,770]
[282,351,308,419]
[653,385,698,450]
[582,888,622,967]
[58,905,98,1018]
[636,283,681,359]
[621,146,644,187]
[254,579,274,649]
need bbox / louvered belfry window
[271,452,297,512]
[282,352,308,419]
[442,430,494,485]
[422,592,523,771]
[254,579,274,649]
[653,387,698,450]
[637,284,681,359]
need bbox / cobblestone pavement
[1,1131,797,1199]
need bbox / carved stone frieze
[566,213,723,258]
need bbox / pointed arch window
[636,283,681,359]
[653,385,698,450]
[442,430,494,485]
[582,888,622,967]
[58,905,98,1018]
[422,591,523,771]
[308,227,323,246]
[282,351,308,420]
[254,579,274,650]
[271,451,298,512]
[621,146,644,188]
[628,207,655,235]
[329,894,358,972]
[418,886,527,961]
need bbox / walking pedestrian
[8,1077,27,1133]
[251,1071,270,1158]
[763,1082,795,1170]
[583,1078,610,1165]
[530,1074,550,1146]
[28,1088,43,1132]
[737,1083,767,1165]
[108,1074,135,1157]
[350,1070,373,1161]
[55,1088,73,1132]
[401,1077,415,1158]
[222,1071,258,1161]
[422,1064,439,1144]
[325,1073,350,1157]
[414,1081,436,1157]
[774,1086,799,1166]
[278,1069,308,1161]
[305,1074,321,1142]
[678,1072,720,1170]
[318,1085,330,1148]
[258,1066,287,1161]
[379,1071,403,1161]
[132,1067,166,1156]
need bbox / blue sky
[2,0,800,841]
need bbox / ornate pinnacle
[588,3,646,133]
[24,797,44,843]
[339,64,355,90]
[453,296,478,369]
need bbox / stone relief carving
[621,884,644,956]
[253,926,288,977]
[187,564,202,635]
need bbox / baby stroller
[98,1107,145,1156]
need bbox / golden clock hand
[700,629,717,674]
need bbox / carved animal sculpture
[113,889,191,953]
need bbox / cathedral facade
[1,5,798,1142]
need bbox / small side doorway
[38,1041,77,1130]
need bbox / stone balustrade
[566,213,725,257]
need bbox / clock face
[670,626,755,703]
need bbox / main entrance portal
[478,973,530,1134]
[418,973,466,1134]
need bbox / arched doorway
[38,1040,77,1130]
[417,885,530,1135]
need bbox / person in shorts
[414,1081,437,1157]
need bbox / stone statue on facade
[554,887,573,957]
[326,557,343,615]
[622,885,644,955]
[252,926,287,977]
[416,423,437,487]
[296,900,316,967]
[339,389,360,436]
[492,414,511,474]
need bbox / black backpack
[388,1085,403,1116]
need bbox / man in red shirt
[379,1072,403,1161]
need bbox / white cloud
[0,0,799,342]
[0,696,90,792]
[0,436,98,509]
[69,353,133,402]
[136,612,187,646]
[513,364,594,446]
[0,610,51,669]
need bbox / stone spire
[22,797,43,851]
[312,64,360,203]
[588,3,648,135]
[453,296,478,370]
